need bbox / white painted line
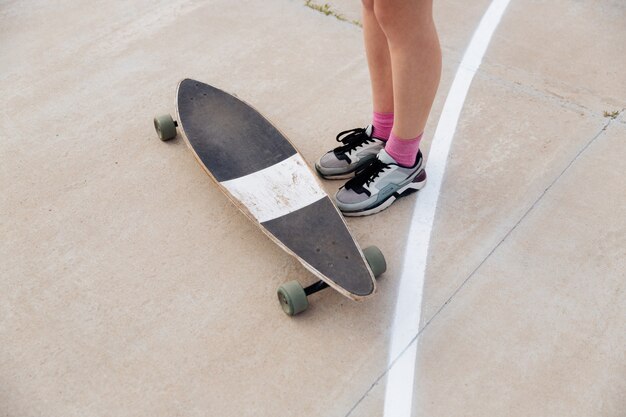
[221,154,326,223]
[382,1,512,415]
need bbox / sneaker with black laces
[315,125,385,179]
[334,149,427,216]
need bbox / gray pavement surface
[1,0,624,416]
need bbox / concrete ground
[1,0,624,416]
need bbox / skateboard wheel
[363,246,386,278]
[154,114,177,141]
[277,281,309,316]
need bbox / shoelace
[333,127,375,155]
[344,158,390,196]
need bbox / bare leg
[362,0,394,113]
[374,0,441,139]
[330,0,440,214]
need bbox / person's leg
[314,2,394,180]
[363,0,393,113]
[334,0,440,215]
[374,0,441,141]
[362,0,394,141]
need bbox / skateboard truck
[304,280,330,295]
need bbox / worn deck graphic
[220,154,326,223]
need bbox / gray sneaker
[315,125,385,179]
[335,149,427,216]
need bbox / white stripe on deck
[382,1,512,416]
[221,154,326,223]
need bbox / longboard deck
[175,79,375,299]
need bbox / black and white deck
[176,79,375,297]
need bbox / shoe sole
[341,169,427,217]
[314,164,360,180]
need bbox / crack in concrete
[303,0,362,27]
[474,68,598,116]
[343,112,621,417]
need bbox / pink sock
[372,111,394,141]
[385,131,423,167]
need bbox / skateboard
[153,79,386,316]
